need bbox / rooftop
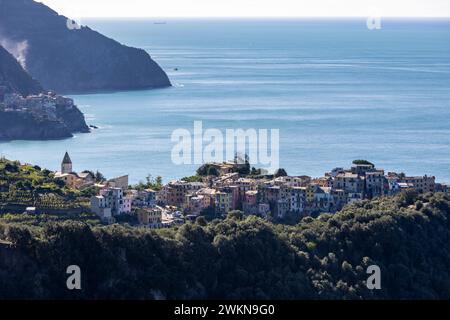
[336,172,359,179]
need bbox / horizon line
[75,16,450,19]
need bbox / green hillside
[0,190,449,299]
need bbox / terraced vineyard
[0,158,89,213]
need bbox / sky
[38,0,450,18]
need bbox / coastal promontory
[0,45,89,141]
[0,0,171,93]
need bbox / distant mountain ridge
[0,0,171,93]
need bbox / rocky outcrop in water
[0,0,171,93]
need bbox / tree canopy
[352,160,374,166]
[0,191,449,299]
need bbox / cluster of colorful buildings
[0,88,76,120]
[90,182,165,225]
[157,162,443,220]
[55,152,448,226]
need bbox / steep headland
[0,111,73,140]
[0,0,171,93]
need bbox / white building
[90,196,112,222]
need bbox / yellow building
[215,191,232,214]
[137,207,162,228]
[149,208,162,228]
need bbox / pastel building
[95,187,131,216]
[243,190,258,215]
[185,194,207,216]
[215,191,232,215]
[130,189,157,207]
[162,181,206,207]
[332,172,365,203]
[149,208,163,229]
[90,195,112,222]
[401,175,435,193]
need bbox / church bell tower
[61,152,73,174]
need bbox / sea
[1,18,450,184]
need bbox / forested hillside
[0,191,449,299]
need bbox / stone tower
[61,152,73,174]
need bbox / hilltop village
[1,153,447,228]
[32,152,445,228]
[0,89,73,119]
[0,87,89,140]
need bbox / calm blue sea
[1,19,450,183]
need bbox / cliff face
[0,97,90,141]
[0,0,171,93]
[0,45,42,96]
[0,111,73,140]
[56,103,90,134]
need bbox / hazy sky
[38,0,450,18]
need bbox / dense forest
[0,190,449,299]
